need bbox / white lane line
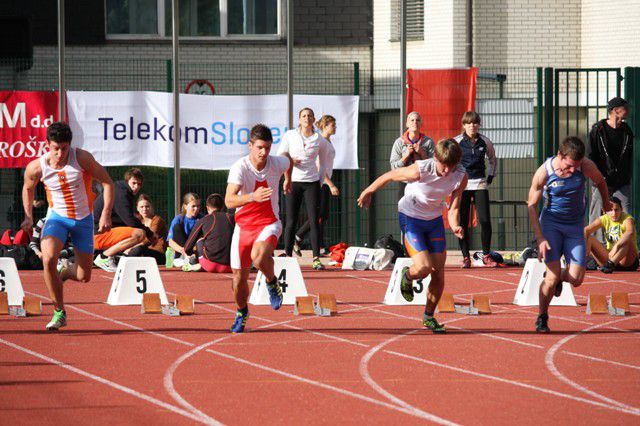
[0,337,216,425]
[24,291,445,421]
[545,315,640,413]
[359,329,459,425]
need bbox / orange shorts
[94,226,137,250]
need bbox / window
[390,0,424,42]
[106,0,280,38]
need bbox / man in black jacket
[588,97,634,242]
[93,168,156,271]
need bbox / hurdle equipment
[0,292,8,315]
[436,293,456,313]
[513,259,577,306]
[107,257,168,306]
[23,296,42,316]
[141,293,162,314]
[294,296,315,315]
[586,294,608,314]
[175,295,195,315]
[250,257,308,306]
[0,258,25,306]
[383,258,429,305]
[317,294,337,315]
[608,292,630,316]
[471,295,492,314]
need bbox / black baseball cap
[607,97,629,111]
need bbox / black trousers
[458,189,492,258]
[284,181,321,257]
[296,184,331,249]
[127,245,165,265]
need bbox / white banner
[67,92,359,170]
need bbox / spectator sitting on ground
[92,168,157,272]
[182,193,235,273]
[167,192,203,268]
[125,194,168,265]
[584,196,638,273]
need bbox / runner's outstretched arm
[357,164,420,209]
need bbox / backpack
[374,234,405,263]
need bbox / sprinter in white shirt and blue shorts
[358,139,468,333]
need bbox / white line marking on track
[359,330,459,425]
[0,337,217,425]
[545,315,640,413]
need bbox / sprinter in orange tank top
[21,122,115,331]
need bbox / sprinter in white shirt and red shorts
[225,124,293,333]
[358,139,468,333]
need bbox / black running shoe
[423,315,446,334]
[600,260,615,274]
[554,281,563,297]
[535,313,550,333]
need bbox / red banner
[406,68,477,143]
[0,91,60,168]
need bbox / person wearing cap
[584,196,638,273]
[588,97,634,241]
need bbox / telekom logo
[0,102,26,128]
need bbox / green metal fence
[7,59,630,252]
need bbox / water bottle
[165,247,174,268]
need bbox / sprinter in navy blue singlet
[528,136,610,333]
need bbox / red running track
[1,266,639,425]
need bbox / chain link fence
[1,57,539,251]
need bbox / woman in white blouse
[278,108,326,269]
[294,115,339,257]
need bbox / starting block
[609,292,630,316]
[436,293,456,313]
[294,296,315,315]
[586,294,608,314]
[23,296,42,316]
[175,295,195,315]
[471,295,492,314]
[317,294,337,315]
[0,292,8,315]
[141,293,162,314]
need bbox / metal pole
[287,0,294,129]
[400,0,406,133]
[172,0,181,215]
[57,0,65,121]
[465,0,473,67]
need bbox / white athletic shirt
[398,159,467,221]
[317,136,335,182]
[39,147,94,220]
[277,129,320,182]
[227,155,290,226]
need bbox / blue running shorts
[539,217,585,267]
[399,213,446,255]
[41,211,94,254]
